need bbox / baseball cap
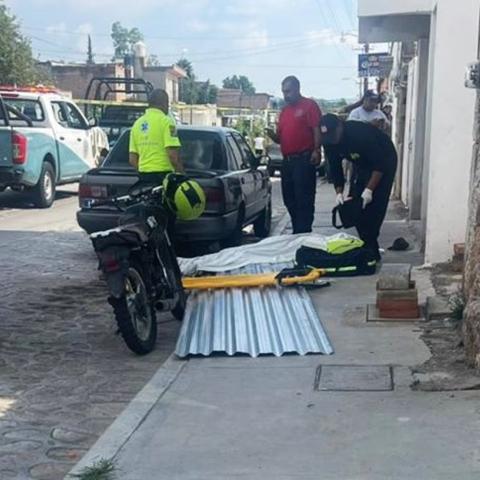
[364,90,380,101]
[320,113,341,145]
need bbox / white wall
[424,0,478,262]
[359,0,432,17]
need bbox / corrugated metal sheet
[175,263,333,358]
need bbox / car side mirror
[88,117,97,127]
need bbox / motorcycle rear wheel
[157,236,187,321]
[110,263,157,355]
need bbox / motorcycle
[89,184,186,355]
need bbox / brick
[454,243,466,257]
[377,264,411,291]
[378,299,420,319]
[376,289,418,305]
[367,304,422,322]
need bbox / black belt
[284,150,312,161]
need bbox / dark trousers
[353,158,397,259]
[281,151,317,234]
[136,171,176,238]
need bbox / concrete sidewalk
[68,182,480,479]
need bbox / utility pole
[363,43,370,94]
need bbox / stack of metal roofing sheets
[175,263,333,358]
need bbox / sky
[4,0,387,100]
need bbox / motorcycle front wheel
[110,263,157,355]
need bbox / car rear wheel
[32,162,56,208]
[253,198,272,238]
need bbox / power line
[23,25,326,42]
[32,35,336,64]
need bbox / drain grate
[315,365,394,392]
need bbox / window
[178,131,226,171]
[51,102,68,127]
[232,133,255,167]
[0,100,7,126]
[102,131,131,168]
[103,129,227,171]
[4,98,45,122]
[63,102,88,129]
[226,136,244,171]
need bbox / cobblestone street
[0,179,286,479]
[0,229,180,479]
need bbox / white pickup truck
[0,86,108,207]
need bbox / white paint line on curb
[65,354,187,478]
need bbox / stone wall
[463,92,480,367]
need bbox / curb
[65,354,187,478]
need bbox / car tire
[222,207,244,248]
[32,162,56,208]
[253,198,272,238]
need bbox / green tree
[177,58,218,105]
[222,75,256,95]
[196,80,218,104]
[111,21,144,58]
[87,34,95,65]
[177,58,194,79]
[0,2,47,85]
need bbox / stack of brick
[376,264,420,319]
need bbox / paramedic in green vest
[129,89,184,185]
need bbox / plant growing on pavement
[449,290,466,321]
[70,458,117,480]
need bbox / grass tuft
[69,458,117,480]
[449,291,465,321]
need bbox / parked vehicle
[265,142,283,177]
[82,77,153,146]
[77,126,272,247]
[0,86,108,207]
[265,142,326,178]
[90,184,186,355]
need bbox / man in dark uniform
[321,113,398,260]
[266,76,322,234]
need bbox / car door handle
[77,138,83,142]
[59,136,65,141]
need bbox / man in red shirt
[267,76,322,233]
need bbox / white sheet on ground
[178,232,359,275]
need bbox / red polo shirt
[278,97,322,156]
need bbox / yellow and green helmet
[163,173,206,221]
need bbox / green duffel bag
[296,244,377,277]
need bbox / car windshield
[3,98,45,122]
[103,130,226,171]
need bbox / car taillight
[204,187,224,204]
[79,184,108,199]
[12,131,28,165]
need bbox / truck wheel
[253,199,272,238]
[32,162,56,208]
